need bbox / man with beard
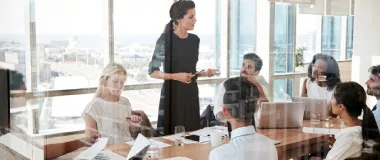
[213,53,269,125]
[365,65,380,129]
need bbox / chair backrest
[200,105,223,128]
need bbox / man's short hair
[223,77,259,123]
[369,65,380,78]
[243,53,263,72]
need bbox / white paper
[161,135,197,144]
[126,134,152,160]
[190,126,228,137]
[126,139,172,149]
[74,137,108,160]
[93,150,125,160]
[314,128,330,134]
[302,127,341,135]
[163,157,192,160]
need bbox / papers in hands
[73,137,108,160]
[126,134,152,160]
[126,139,172,149]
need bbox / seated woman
[312,82,380,160]
[301,54,341,100]
[83,63,153,145]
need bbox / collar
[231,125,256,140]
[336,126,361,137]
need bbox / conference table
[57,119,341,160]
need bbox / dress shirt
[209,126,278,160]
[373,100,380,130]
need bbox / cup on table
[146,143,159,159]
[174,125,185,146]
[210,130,224,147]
[145,130,160,159]
[310,112,321,123]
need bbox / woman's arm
[150,70,194,83]
[84,114,100,143]
[301,79,308,97]
[148,34,194,83]
[128,110,154,138]
[197,69,218,77]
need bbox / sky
[0,0,216,35]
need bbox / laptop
[255,102,305,129]
[126,134,151,160]
[292,97,331,121]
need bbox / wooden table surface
[56,119,341,160]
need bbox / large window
[322,16,341,60]
[35,0,106,91]
[273,4,295,101]
[34,0,106,132]
[229,0,257,77]
[114,0,169,84]
[296,13,319,63]
[0,0,30,133]
[346,16,354,60]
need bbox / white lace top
[306,78,334,101]
[82,97,133,145]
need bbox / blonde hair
[95,63,127,97]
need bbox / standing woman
[149,0,217,136]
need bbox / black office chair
[200,105,223,128]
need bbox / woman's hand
[172,72,194,84]
[85,132,101,144]
[126,115,143,127]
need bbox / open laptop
[292,97,331,121]
[255,102,305,129]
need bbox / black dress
[148,32,201,136]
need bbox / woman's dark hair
[223,77,260,124]
[164,0,195,33]
[307,53,341,91]
[333,82,380,140]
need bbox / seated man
[213,53,269,124]
[366,65,380,129]
[209,77,278,160]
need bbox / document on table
[126,134,151,160]
[93,150,124,160]
[73,137,108,160]
[190,126,228,137]
[161,135,198,144]
[126,139,172,148]
[302,127,341,135]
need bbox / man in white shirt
[213,53,269,123]
[209,77,278,160]
[365,65,380,129]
